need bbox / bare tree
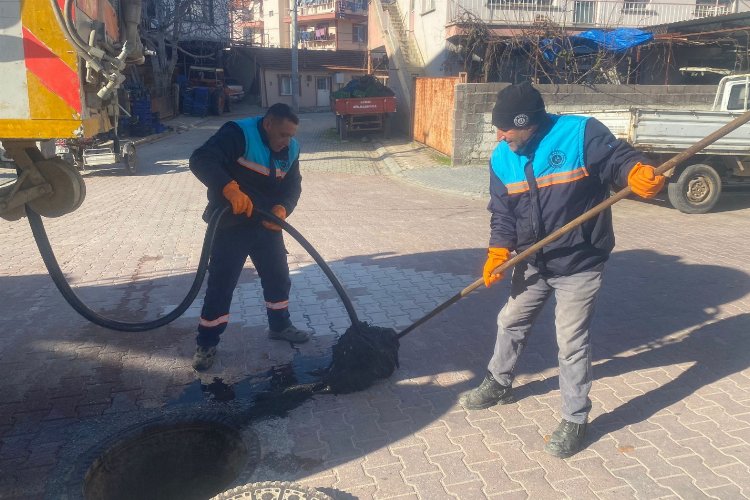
[140,0,236,92]
[447,8,641,85]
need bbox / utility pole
[291,0,299,112]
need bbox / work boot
[266,324,311,343]
[459,372,514,410]
[192,346,217,372]
[544,419,587,458]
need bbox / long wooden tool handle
[398,107,750,339]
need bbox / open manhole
[83,417,256,500]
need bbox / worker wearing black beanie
[492,82,547,130]
[462,80,667,461]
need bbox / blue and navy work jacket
[189,115,302,225]
[489,114,646,276]
[234,116,300,181]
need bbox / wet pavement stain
[171,351,333,414]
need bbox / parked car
[225,78,245,103]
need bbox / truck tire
[338,116,348,140]
[210,90,225,116]
[667,163,722,214]
[121,142,137,175]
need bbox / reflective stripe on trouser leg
[488,262,552,387]
[248,228,292,332]
[549,263,604,424]
[197,314,230,347]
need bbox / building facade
[231,0,369,50]
[369,0,750,78]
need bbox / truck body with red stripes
[0,0,143,220]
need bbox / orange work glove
[628,162,665,199]
[483,247,511,288]
[262,204,287,231]
[222,180,253,217]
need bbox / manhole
[83,417,257,500]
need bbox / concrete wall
[452,83,718,165]
[410,1,449,76]
[262,0,287,47]
[392,0,449,76]
[367,1,386,50]
[336,21,369,51]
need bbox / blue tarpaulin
[539,28,652,63]
[571,28,653,52]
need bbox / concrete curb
[372,139,489,200]
[372,140,405,177]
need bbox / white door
[316,77,330,106]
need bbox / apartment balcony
[447,0,736,30]
[285,1,368,23]
[300,33,338,49]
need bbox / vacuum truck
[0,0,144,221]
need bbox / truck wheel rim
[27,158,84,217]
[686,176,712,203]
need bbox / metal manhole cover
[213,481,333,500]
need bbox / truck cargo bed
[584,108,750,154]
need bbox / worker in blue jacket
[189,103,311,371]
[460,82,666,458]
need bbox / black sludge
[323,321,400,394]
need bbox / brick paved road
[1,107,749,499]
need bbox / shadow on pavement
[1,246,748,495]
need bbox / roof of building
[648,11,750,35]
[245,47,368,72]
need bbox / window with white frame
[278,75,301,96]
[622,0,649,13]
[279,75,292,95]
[353,24,366,43]
[421,0,436,13]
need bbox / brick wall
[451,83,718,165]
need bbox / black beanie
[492,82,546,130]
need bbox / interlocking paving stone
[391,444,440,477]
[403,471,451,498]
[668,455,733,490]
[569,455,627,492]
[443,480,489,499]
[365,462,415,499]
[508,468,564,498]
[429,451,483,486]
[610,464,677,497]
[553,477,600,499]
[659,474,718,499]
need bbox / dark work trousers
[196,221,292,347]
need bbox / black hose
[27,205,360,332]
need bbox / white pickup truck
[580,74,750,213]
